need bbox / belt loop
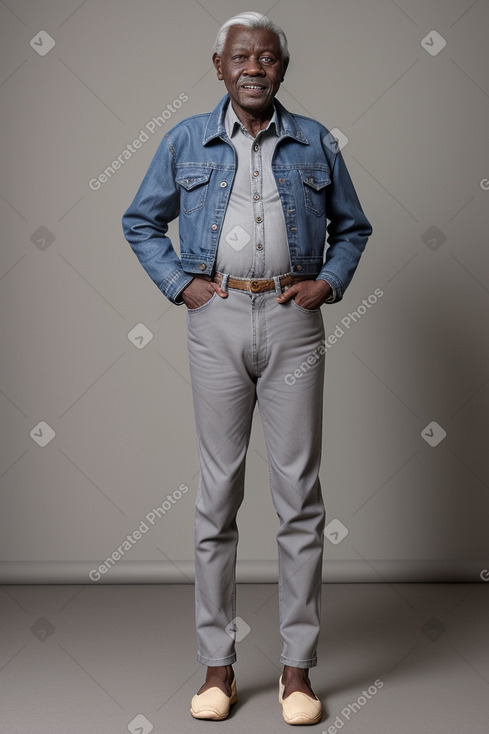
[273,275,282,296]
[220,273,229,293]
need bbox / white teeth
[243,85,263,89]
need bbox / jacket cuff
[316,271,343,303]
[162,271,194,305]
[173,277,195,305]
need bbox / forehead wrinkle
[228,44,278,54]
[224,28,281,53]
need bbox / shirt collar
[203,94,310,146]
[225,98,278,139]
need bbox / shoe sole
[282,709,322,725]
[190,693,238,720]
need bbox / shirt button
[220,181,227,187]
[200,263,206,270]
[253,170,259,177]
[256,244,263,250]
[253,193,260,201]
[211,224,218,230]
[255,216,262,223]
[253,144,259,151]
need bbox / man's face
[213,25,288,117]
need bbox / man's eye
[261,57,274,63]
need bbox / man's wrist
[316,278,336,303]
[175,277,195,304]
[324,283,336,302]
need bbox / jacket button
[211,224,218,230]
[296,264,302,271]
[220,181,227,187]
[200,263,206,270]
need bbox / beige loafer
[190,676,237,720]
[278,674,322,725]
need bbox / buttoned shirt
[215,100,291,278]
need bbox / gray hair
[213,11,289,63]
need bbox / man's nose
[244,58,266,75]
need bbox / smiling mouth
[241,84,266,90]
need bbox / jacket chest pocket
[299,168,331,216]
[176,169,212,214]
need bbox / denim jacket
[122,93,372,304]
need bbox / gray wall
[1,0,488,583]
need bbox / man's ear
[212,52,223,80]
[281,56,289,81]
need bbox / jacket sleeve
[121,133,193,304]
[316,142,372,303]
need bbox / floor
[1,583,488,733]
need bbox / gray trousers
[186,282,326,669]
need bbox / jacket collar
[203,93,309,145]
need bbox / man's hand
[181,276,228,309]
[277,279,331,309]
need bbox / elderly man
[122,11,372,726]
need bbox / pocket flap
[299,169,331,191]
[176,169,212,191]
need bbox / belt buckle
[250,279,262,292]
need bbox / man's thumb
[211,282,228,298]
[277,286,293,301]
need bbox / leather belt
[213,272,311,294]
